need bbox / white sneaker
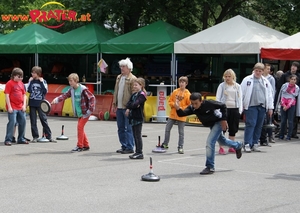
[244,144,251,153]
[251,144,261,152]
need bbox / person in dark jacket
[27,66,54,142]
[175,92,242,175]
[125,78,147,159]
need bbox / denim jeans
[206,121,241,169]
[244,106,266,148]
[163,118,185,147]
[29,106,52,139]
[280,105,296,138]
[116,108,134,150]
[5,110,26,142]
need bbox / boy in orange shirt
[161,76,191,154]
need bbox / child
[125,78,147,159]
[276,74,299,140]
[216,69,242,154]
[27,66,55,142]
[161,76,191,154]
[51,73,95,151]
[4,68,28,146]
[175,92,242,175]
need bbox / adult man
[113,58,136,154]
[276,61,300,139]
[175,92,242,175]
[241,63,274,152]
[259,63,276,146]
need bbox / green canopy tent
[0,24,61,65]
[101,20,191,88]
[38,23,116,93]
[38,23,116,54]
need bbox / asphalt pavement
[0,113,300,213]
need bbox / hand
[174,99,180,110]
[39,77,44,82]
[22,105,26,112]
[28,77,33,82]
[125,109,129,117]
[50,99,56,105]
[221,120,228,132]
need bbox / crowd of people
[3,59,300,175]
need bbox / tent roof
[0,24,61,53]
[174,15,288,54]
[261,32,300,60]
[38,23,116,54]
[101,20,191,54]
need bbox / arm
[51,89,71,104]
[126,92,146,109]
[215,83,223,102]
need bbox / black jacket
[126,90,147,123]
[176,100,227,127]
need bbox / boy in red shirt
[4,68,28,146]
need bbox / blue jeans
[116,108,134,150]
[5,110,26,142]
[244,106,266,148]
[280,105,296,138]
[206,121,241,169]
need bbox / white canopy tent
[174,15,288,54]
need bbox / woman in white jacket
[216,69,243,154]
[240,63,274,153]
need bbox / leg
[77,117,89,148]
[37,107,52,139]
[244,106,258,147]
[4,110,17,142]
[133,124,143,154]
[177,120,185,147]
[252,106,266,146]
[116,108,126,150]
[287,106,296,139]
[29,106,39,139]
[162,119,175,146]
[124,112,134,151]
[279,107,287,139]
[16,110,26,142]
[205,123,222,170]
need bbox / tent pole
[35,53,38,66]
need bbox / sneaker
[47,138,57,143]
[12,137,16,143]
[116,148,125,153]
[129,153,144,159]
[120,149,134,154]
[82,147,90,151]
[200,167,215,175]
[286,137,291,141]
[228,148,236,153]
[244,144,251,153]
[4,141,12,146]
[219,147,226,155]
[160,144,169,149]
[31,138,38,143]
[178,146,184,154]
[268,136,275,143]
[251,144,261,152]
[72,146,83,152]
[235,142,242,159]
[292,135,299,139]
